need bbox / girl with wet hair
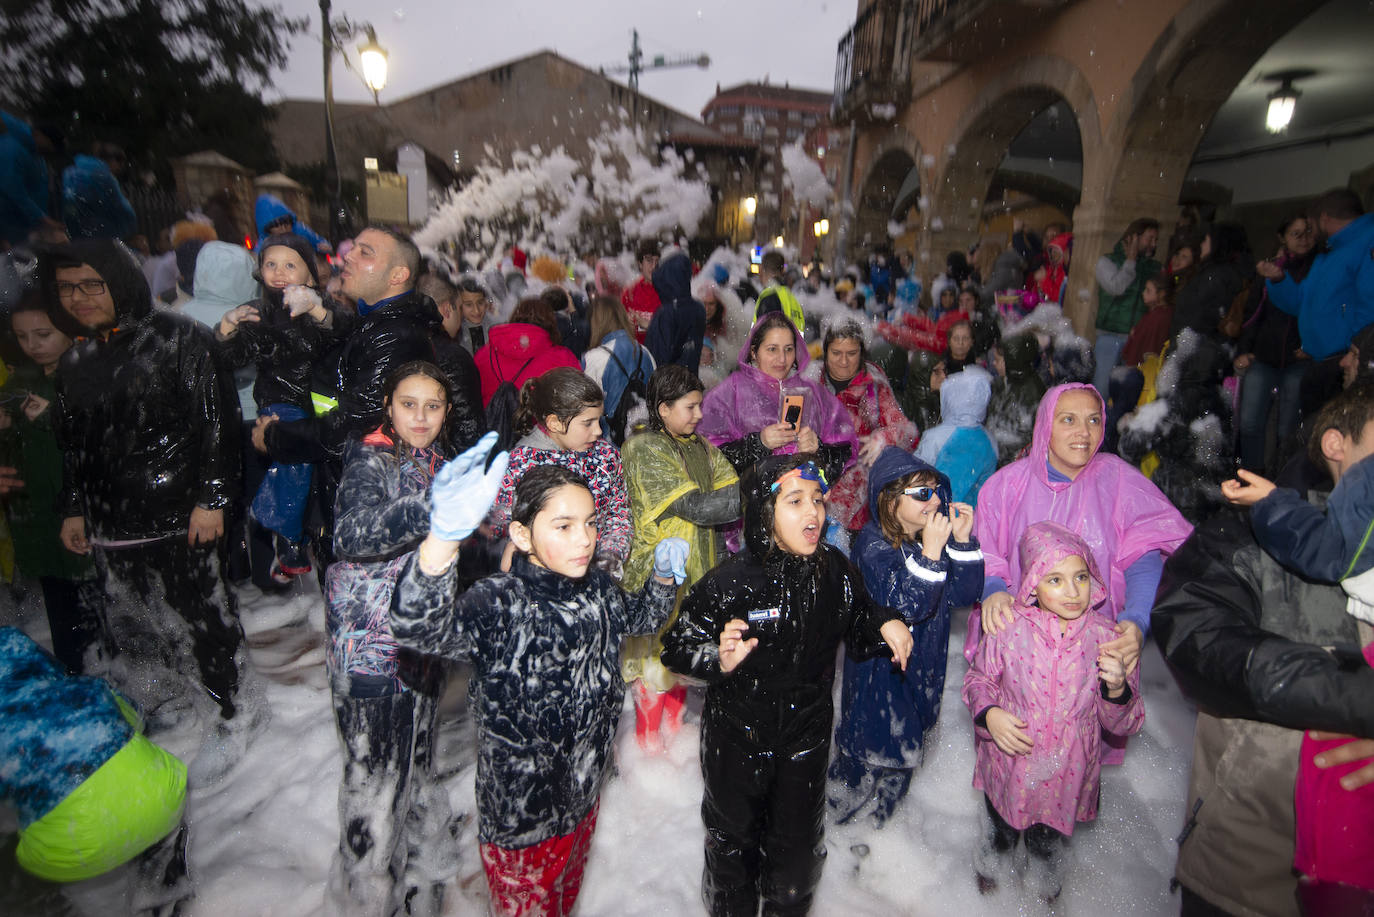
[392,444,686,917]
[487,367,633,574]
[323,359,458,917]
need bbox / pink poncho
[969,383,1192,657]
[697,315,859,467]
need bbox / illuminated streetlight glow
[359,33,388,96]
[774,235,784,248]
[743,196,757,215]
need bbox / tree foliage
[0,0,306,178]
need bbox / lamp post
[320,0,387,244]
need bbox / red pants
[480,804,599,917]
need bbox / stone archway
[849,127,922,256]
[1065,0,1322,332]
[923,54,1101,268]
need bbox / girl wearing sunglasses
[828,447,982,827]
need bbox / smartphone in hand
[781,392,805,428]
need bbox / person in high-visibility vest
[753,250,805,336]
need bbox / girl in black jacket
[662,454,914,917]
[393,454,687,917]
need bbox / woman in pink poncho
[971,383,1192,683]
[697,312,859,486]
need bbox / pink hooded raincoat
[962,521,1145,835]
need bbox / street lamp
[743,196,757,216]
[813,219,829,237]
[320,0,387,243]
[359,28,388,100]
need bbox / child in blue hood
[914,366,998,506]
[830,447,984,826]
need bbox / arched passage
[924,55,1101,264]
[851,140,920,254]
[1065,0,1323,331]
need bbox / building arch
[849,127,922,253]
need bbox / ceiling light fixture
[1261,69,1315,134]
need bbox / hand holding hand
[760,422,798,450]
[60,516,90,554]
[430,431,510,542]
[986,707,1034,756]
[980,591,1015,635]
[718,619,758,674]
[921,510,952,561]
[1221,468,1276,506]
[1098,651,1126,697]
[949,502,974,542]
[795,425,819,453]
[652,537,690,584]
[252,414,278,454]
[880,619,914,671]
[1101,620,1144,674]
[188,506,224,546]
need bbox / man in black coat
[47,239,255,776]
[253,227,483,564]
[1152,454,1374,915]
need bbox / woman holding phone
[698,312,858,484]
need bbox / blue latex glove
[652,537,690,584]
[429,431,510,541]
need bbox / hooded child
[323,362,462,917]
[620,365,740,753]
[914,366,998,506]
[662,454,914,917]
[972,384,1190,757]
[962,521,1143,901]
[392,451,686,917]
[830,448,983,827]
[216,233,350,578]
[697,312,859,486]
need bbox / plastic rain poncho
[971,384,1192,652]
[962,522,1144,835]
[697,315,858,482]
[619,429,738,692]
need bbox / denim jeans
[1237,361,1307,472]
[1092,331,1129,397]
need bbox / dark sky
[269,0,853,119]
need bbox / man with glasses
[44,239,258,786]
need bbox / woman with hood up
[970,384,1190,760]
[697,312,859,486]
[830,448,983,827]
[913,367,998,506]
[803,320,916,534]
[662,454,913,916]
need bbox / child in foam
[393,449,686,917]
[662,455,914,916]
[621,365,740,753]
[487,367,632,576]
[0,627,188,909]
[323,361,460,917]
[962,521,1144,902]
[830,448,982,827]
[217,232,350,581]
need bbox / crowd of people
[0,137,1372,917]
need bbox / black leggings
[984,795,1064,863]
